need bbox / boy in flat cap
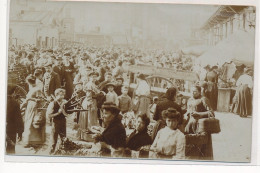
[46,88,69,154]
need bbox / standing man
[6,84,24,154]
[53,56,64,87]
[43,63,61,99]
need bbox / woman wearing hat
[149,108,185,159]
[21,75,44,147]
[135,73,151,116]
[93,102,126,156]
[78,86,99,140]
[105,82,119,106]
[232,68,253,117]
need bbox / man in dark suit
[53,56,64,87]
[43,63,61,99]
[6,84,24,154]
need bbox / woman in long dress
[21,75,44,147]
[232,68,253,117]
[78,73,101,140]
[204,66,218,111]
[135,74,151,117]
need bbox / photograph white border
[0,0,259,169]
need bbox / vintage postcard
[5,0,257,164]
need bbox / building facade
[200,6,256,45]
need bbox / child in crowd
[105,83,119,106]
[132,95,140,115]
[118,86,132,114]
[70,82,86,125]
[46,88,69,154]
[149,96,159,120]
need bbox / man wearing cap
[98,72,113,93]
[114,76,124,96]
[94,102,126,153]
[43,63,61,99]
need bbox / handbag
[197,114,221,134]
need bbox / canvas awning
[198,29,255,67]
[181,45,210,57]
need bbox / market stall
[198,29,255,112]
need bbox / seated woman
[184,85,214,160]
[93,102,126,157]
[149,108,185,160]
[126,114,152,158]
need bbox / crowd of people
[6,44,254,160]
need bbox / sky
[10,0,219,40]
[65,2,219,39]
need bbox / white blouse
[236,74,253,89]
[135,80,150,96]
[150,127,186,159]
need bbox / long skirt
[78,98,99,140]
[137,96,150,117]
[23,101,45,145]
[205,82,218,111]
[232,84,252,116]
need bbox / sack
[197,117,221,134]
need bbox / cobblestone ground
[14,112,252,162]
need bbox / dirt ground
[14,112,252,162]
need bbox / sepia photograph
[5,0,256,163]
